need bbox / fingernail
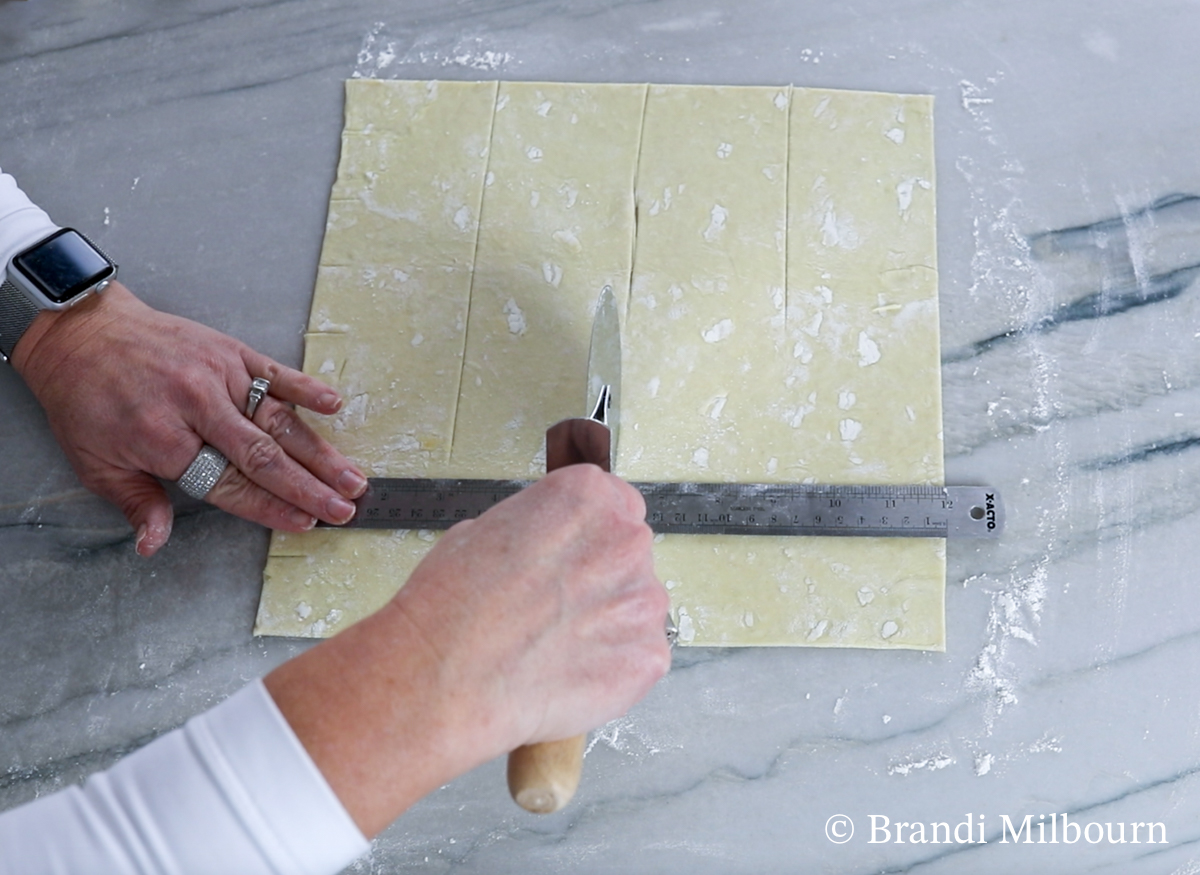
[289,510,318,530]
[327,496,356,524]
[318,392,342,412]
[338,469,368,497]
[135,524,149,557]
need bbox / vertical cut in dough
[771,87,943,649]
[449,82,646,478]
[618,84,797,647]
[302,78,498,475]
[258,80,496,637]
[620,84,790,482]
[619,86,943,648]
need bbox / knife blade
[507,285,620,815]
[585,282,620,458]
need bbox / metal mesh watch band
[0,278,40,363]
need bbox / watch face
[13,229,114,304]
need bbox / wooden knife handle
[507,413,610,813]
[507,734,586,813]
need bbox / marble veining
[4,1,1200,873]
[945,193,1200,364]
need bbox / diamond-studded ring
[177,445,229,500]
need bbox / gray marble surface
[3,1,1200,872]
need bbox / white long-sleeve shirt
[0,169,370,873]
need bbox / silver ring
[177,445,229,500]
[245,378,270,419]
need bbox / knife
[506,285,621,815]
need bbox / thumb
[103,470,176,558]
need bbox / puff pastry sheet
[256,79,944,649]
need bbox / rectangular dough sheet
[256,79,943,649]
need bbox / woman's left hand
[13,282,367,557]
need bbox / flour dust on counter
[256,80,945,650]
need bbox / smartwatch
[0,228,117,362]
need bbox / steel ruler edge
[330,479,1003,539]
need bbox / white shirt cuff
[0,168,58,266]
[201,678,372,873]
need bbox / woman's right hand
[264,464,671,838]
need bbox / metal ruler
[339,479,1003,538]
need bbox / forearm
[264,600,477,839]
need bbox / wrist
[3,225,119,368]
[11,281,137,385]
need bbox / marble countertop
[3,1,1200,872]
